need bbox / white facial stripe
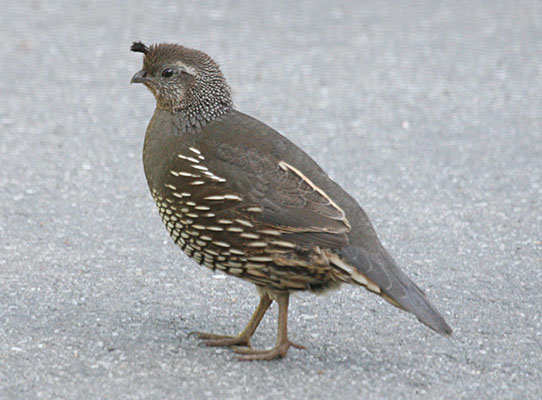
[173,61,198,75]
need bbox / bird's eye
[161,68,174,78]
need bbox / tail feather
[340,245,452,335]
[395,275,453,335]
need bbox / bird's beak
[130,70,148,84]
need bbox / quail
[130,41,452,361]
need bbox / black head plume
[131,41,149,55]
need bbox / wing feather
[206,142,351,249]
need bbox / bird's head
[130,41,233,119]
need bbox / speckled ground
[1,1,541,399]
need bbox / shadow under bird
[130,41,452,361]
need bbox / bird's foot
[232,340,305,361]
[188,331,251,347]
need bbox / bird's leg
[234,293,305,361]
[190,293,272,348]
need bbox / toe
[188,331,233,340]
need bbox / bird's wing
[207,142,352,249]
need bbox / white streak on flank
[247,242,268,248]
[229,268,243,275]
[257,229,281,236]
[270,240,297,248]
[226,227,243,233]
[186,229,198,237]
[225,261,243,268]
[245,262,266,270]
[189,147,201,155]
[350,273,369,286]
[239,232,259,239]
[204,195,225,201]
[200,235,212,241]
[192,165,208,171]
[203,248,219,256]
[248,256,273,262]
[229,248,245,255]
[235,219,254,228]
[181,192,191,197]
[203,262,215,270]
[197,155,205,160]
[178,154,200,164]
[186,213,199,218]
[192,224,206,230]
[365,281,381,293]
[178,171,194,177]
[172,192,184,198]
[186,201,196,206]
[190,180,205,185]
[202,213,215,218]
[206,226,224,232]
[206,174,225,183]
[328,253,360,278]
[194,205,211,211]
[328,253,380,292]
[212,241,231,248]
[217,219,233,224]
[223,194,242,201]
[247,207,263,213]
[170,170,179,177]
[165,184,176,190]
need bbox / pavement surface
[1,1,541,399]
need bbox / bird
[130,41,452,361]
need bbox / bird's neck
[168,102,232,135]
[174,98,232,133]
[169,78,233,134]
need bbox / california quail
[130,41,452,361]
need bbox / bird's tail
[340,246,453,336]
[391,268,453,336]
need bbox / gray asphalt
[1,1,541,399]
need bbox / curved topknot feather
[131,41,149,55]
